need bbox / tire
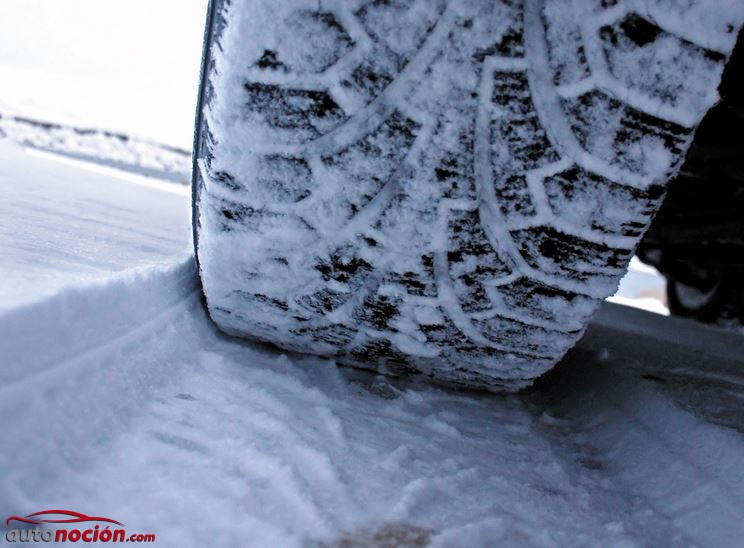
[194,0,743,390]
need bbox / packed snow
[610,257,669,315]
[0,142,190,312]
[2,138,744,547]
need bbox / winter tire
[194,0,744,390]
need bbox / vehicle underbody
[639,33,744,326]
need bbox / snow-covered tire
[193,0,743,390]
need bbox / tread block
[421,318,550,370]
[296,248,373,315]
[231,290,290,313]
[494,174,537,222]
[343,339,418,375]
[285,11,354,73]
[256,155,315,203]
[436,140,477,200]
[544,166,665,237]
[243,83,347,139]
[419,317,477,352]
[474,315,577,357]
[491,72,561,171]
[340,46,404,103]
[513,226,632,282]
[543,0,590,86]
[315,247,373,287]
[355,0,444,59]
[473,4,524,60]
[563,90,691,177]
[213,199,282,233]
[386,255,437,297]
[292,323,356,347]
[297,288,352,314]
[320,110,419,218]
[209,171,240,194]
[353,293,402,332]
[251,11,353,74]
[494,278,595,327]
[600,14,726,113]
[620,108,689,157]
[448,209,512,312]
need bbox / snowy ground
[2,141,744,546]
[0,115,191,184]
[0,143,190,312]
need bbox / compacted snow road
[1,141,743,547]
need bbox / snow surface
[0,115,191,184]
[0,142,190,312]
[610,257,668,315]
[2,138,744,546]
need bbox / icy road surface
[1,142,744,547]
